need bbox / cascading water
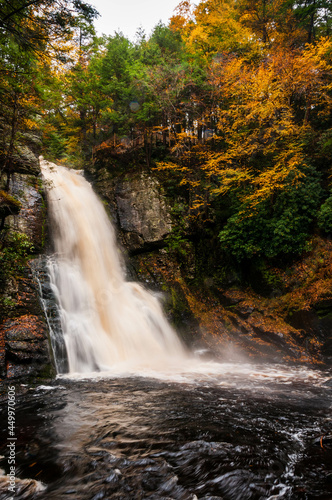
[41,159,186,374]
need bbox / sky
[90,0,183,41]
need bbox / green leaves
[318,195,332,235]
[219,166,322,260]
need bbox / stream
[0,363,331,499]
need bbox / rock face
[8,173,45,252]
[0,313,51,379]
[0,190,21,219]
[115,174,172,253]
[287,306,332,362]
[0,145,40,177]
[91,165,332,366]
[0,169,54,381]
[0,261,54,381]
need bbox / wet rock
[1,314,51,377]
[0,190,21,219]
[9,145,39,176]
[8,173,46,252]
[115,173,172,252]
[0,164,55,381]
[0,263,54,380]
[286,308,332,363]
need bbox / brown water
[0,368,331,499]
[41,160,186,374]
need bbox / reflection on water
[0,363,331,500]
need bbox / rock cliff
[1,155,330,382]
[0,170,54,381]
[92,163,332,367]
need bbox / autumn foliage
[2,0,332,281]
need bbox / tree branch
[1,0,45,23]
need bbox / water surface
[0,363,331,500]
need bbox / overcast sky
[90,0,183,41]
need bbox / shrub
[317,195,332,235]
[219,167,322,261]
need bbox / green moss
[35,362,56,381]
[0,190,22,218]
[0,232,34,292]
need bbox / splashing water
[41,159,186,374]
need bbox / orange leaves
[170,0,194,35]
[172,0,260,61]
[197,37,332,208]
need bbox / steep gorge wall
[0,170,54,381]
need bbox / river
[0,364,331,499]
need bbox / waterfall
[41,159,186,374]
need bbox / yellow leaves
[302,37,332,70]
[249,162,304,204]
[65,133,80,155]
[212,169,252,196]
[156,7,332,228]
[172,0,261,61]
[155,161,181,172]
[24,118,38,130]
[191,198,205,210]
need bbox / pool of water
[0,362,331,500]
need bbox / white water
[41,159,186,374]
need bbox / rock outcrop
[0,168,54,381]
[8,173,45,252]
[115,173,172,253]
[0,313,51,379]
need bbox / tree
[0,0,98,51]
[170,0,261,61]
[0,0,99,181]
